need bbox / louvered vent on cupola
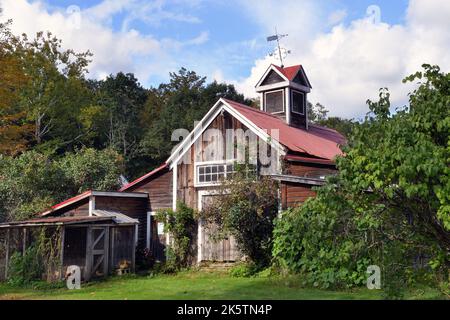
[255,64,312,130]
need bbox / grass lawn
[0,270,445,300]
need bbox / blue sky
[1,0,449,118]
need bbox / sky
[0,0,449,119]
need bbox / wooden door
[85,227,109,281]
[198,193,240,262]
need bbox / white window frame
[264,89,285,115]
[291,90,306,115]
[194,160,236,187]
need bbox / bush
[156,202,196,271]
[272,180,376,289]
[7,245,44,286]
[229,262,260,278]
[199,171,278,267]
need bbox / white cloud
[235,0,450,118]
[0,0,206,85]
[327,9,347,26]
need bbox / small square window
[265,90,284,114]
[292,91,305,114]
[199,167,204,174]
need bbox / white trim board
[255,65,289,88]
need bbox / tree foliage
[273,64,450,292]
[0,148,123,222]
[199,167,279,267]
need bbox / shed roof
[40,190,148,216]
[92,210,139,225]
[0,216,113,228]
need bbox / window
[265,90,284,114]
[197,163,232,184]
[196,162,257,186]
[292,90,305,115]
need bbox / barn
[120,63,346,264]
[0,63,346,282]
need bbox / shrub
[156,202,196,271]
[7,245,44,286]
[199,169,278,268]
[229,262,260,278]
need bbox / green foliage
[0,148,123,222]
[56,147,123,194]
[199,171,279,267]
[273,64,450,294]
[7,245,43,287]
[229,262,260,278]
[156,202,196,271]
[273,179,373,289]
[7,227,62,286]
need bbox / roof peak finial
[267,27,291,68]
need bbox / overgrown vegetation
[7,227,62,287]
[272,64,450,298]
[156,202,197,272]
[0,148,123,222]
[199,166,279,269]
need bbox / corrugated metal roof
[92,210,139,225]
[0,216,113,227]
[223,99,346,160]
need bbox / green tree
[0,20,93,155]
[0,148,123,222]
[89,73,147,177]
[0,19,32,155]
[199,167,279,267]
[273,64,450,292]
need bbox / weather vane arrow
[267,28,291,68]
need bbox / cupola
[255,64,312,130]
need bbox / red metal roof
[223,99,346,161]
[40,190,92,216]
[273,64,302,81]
[119,163,168,192]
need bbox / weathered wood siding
[59,199,90,217]
[123,169,173,260]
[94,196,148,250]
[280,182,317,209]
[177,110,280,209]
[284,161,336,179]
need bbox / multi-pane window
[196,162,256,185]
[292,90,305,114]
[265,90,284,114]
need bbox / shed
[0,207,139,282]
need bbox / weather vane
[267,28,291,68]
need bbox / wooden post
[85,226,92,282]
[4,229,9,280]
[22,228,27,254]
[59,227,65,280]
[103,227,109,276]
[110,228,115,274]
[131,226,136,273]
